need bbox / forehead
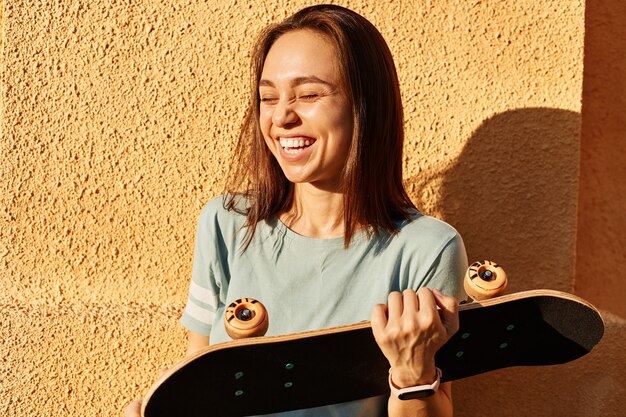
[261,29,342,85]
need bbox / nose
[272,98,299,127]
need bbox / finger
[416,287,439,323]
[433,289,460,336]
[123,399,142,417]
[386,291,403,325]
[370,303,389,336]
[417,287,437,309]
[401,289,418,316]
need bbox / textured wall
[1,0,622,416]
[575,0,626,318]
[0,0,587,308]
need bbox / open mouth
[279,137,316,154]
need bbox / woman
[126,4,466,417]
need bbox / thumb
[123,398,142,417]
[433,289,459,337]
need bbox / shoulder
[397,209,461,246]
[199,194,248,223]
[196,194,249,241]
[368,209,464,264]
[385,209,466,266]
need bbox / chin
[283,174,308,184]
[277,166,308,183]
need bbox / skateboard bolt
[237,308,254,321]
[284,382,294,388]
[285,363,295,370]
[235,390,244,397]
[479,270,494,281]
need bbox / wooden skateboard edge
[141,289,604,416]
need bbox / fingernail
[433,288,442,296]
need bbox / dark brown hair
[224,4,415,247]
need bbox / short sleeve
[180,204,223,336]
[421,233,468,301]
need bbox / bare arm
[186,331,210,356]
[371,288,459,417]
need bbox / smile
[279,137,316,154]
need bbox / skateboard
[141,261,604,417]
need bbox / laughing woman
[126,4,466,417]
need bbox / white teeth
[279,137,315,149]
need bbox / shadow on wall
[576,0,626,317]
[406,108,581,292]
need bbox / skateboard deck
[142,289,604,417]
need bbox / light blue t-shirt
[181,195,468,416]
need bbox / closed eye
[299,94,319,101]
[260,97,278,104]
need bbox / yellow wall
[1,0,623,416]
[575,0,626,318]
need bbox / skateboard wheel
[224,298,269,339]
[464,260,508,301]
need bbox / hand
[123,398,142,417]
[371,288,459,387]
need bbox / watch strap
[389,367,442,400]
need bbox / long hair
[224,4,416,248]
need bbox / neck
[280,183,345,239]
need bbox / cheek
[259,108,271,133]
[301,102,352,136]
[259,112,276,150]
[259,122,278,157]
[261,132,275,155]
[317,97,352,131]
[329,109,354,147]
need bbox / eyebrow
[259,75,334,88]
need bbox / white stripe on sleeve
[184,299,216,325]
[189,280,218,309]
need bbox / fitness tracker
[388,367,442,400]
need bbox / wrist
[389,364,438,387]
[389,367,442,400]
